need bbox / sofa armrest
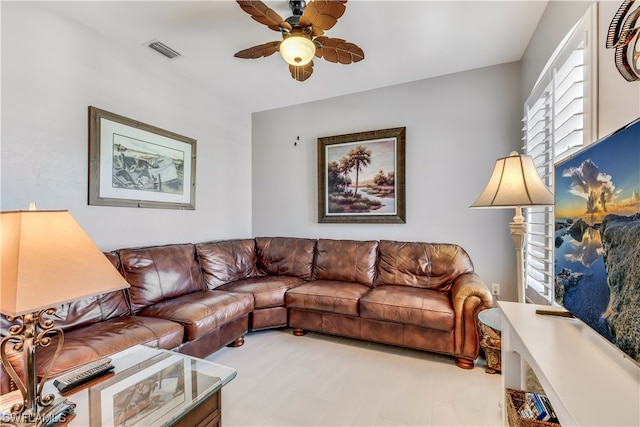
[451,272,493,362]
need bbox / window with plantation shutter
[522,5,597,305]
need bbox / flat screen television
[554,117,640,366]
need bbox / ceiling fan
[234,0,365,81]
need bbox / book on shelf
[517,391,559,423]
[538,394,558,423]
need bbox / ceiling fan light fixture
[279,31,315,66]
[235,0,362,81]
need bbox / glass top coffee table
[42,345,236,427]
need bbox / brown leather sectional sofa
[1,237,492,394]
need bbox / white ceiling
[38,0,549,112]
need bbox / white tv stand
[499,301,640,426]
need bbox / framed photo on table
[89,353,192,427]
[317,127,406,223]
[88,106,196,210]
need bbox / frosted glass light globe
[280,33,315,66]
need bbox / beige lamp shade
[1,210,130,317]
[470,152,554,209]
[470,152,554,303]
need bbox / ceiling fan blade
[289,60,314,81]
[234,41,280,59]
[314,37,364,64]
[300,0,347,36]
[236,0,292,32]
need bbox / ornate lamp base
[1,398,75,427]
[0,310,74,426]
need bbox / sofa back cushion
[314,239,378,286]
[255,237,316,279]
[196,239,258,289]
[119,244,205,313]
[8,252,132,333]
[374,240,474,291]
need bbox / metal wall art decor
[88,107,196,209]
[606,0,640,81]
[317,127,405,224]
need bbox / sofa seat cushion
[359,285,455,332]
[285,280,370,316]
[217,276,306,309]
[137,290,254,341]
[5,316,184,381]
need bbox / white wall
[1,2,253,250]
[252,63,522,301]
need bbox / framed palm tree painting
[318,127,405,223]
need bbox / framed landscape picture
[318,127,405,223]
[88,106,196,210]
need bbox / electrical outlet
[491,283,501,296]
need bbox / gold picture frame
[317,127,406,223]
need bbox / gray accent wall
[252,1,640,302]
[252,62,523,301]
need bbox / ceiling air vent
[147,40,182,59]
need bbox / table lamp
[1,209,130,425]
[470,152,554,303]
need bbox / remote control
[535,309,574,318]
[53,357,114,393]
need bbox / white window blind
[522,5,597,305]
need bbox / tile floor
[205,328,503,426]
